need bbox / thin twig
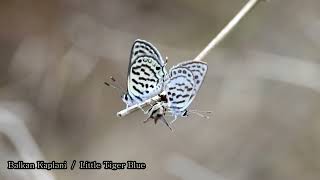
[117,0,266,117]
[193,0,264,61]
[117,95,161,117]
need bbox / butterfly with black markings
[145,60,209,129]
[105,39,167,108]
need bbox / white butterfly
[145,60,208,129]
[120,39,167,108]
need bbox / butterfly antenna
[110,76,126,91]
[104,82,124,93]
[104,76,126,94]
[110,76,126,88]
[170,115,178,124]
[188,110,212,119]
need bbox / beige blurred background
[1,0,320,180]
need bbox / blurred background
[1,0,320,180]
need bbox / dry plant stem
[193,0,264,61]
[117,94,162,117]
[117,0,265,117]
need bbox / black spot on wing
[176,83,185,86]
[140,44,158,59]
[170,106,182,109]
[132,40,162,63]
[134,50,145,56]
[191,69,204,76]
[173,100,185,104]
[132,78,144,87]
[143,71,151,76]
[176,89,184,92]
[133,85,143,95]
[126,94,134,101]
[170,75,194,86]
[132,62,158,83]
[132,69,140,75]
[182,94,190,98]
[134,95,143,101]
[176,94,190,99]
[138,77,156,82]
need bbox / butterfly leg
[188,110,212,119]
[143,104,158,123]
[142,101,158,115]
[137,105,149,114]
[160,116,173,131]
[170,115,178,124]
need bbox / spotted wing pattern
[145,60,208,129]
[177,60,208,108]
[128,55,166,102]
[164,60,207,114]
[164,66,195,114]
[129,39,165,67]
[123,39,167,107]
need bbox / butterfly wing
[165,60,208,114]
[124,40,167,107]
[129,39,165,67]
[164,66,195,114]
[178,61,208,92]
[177,60,207,108]
[128,55,166,102]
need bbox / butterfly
[105,39,167,108]
[145,60,208,129]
